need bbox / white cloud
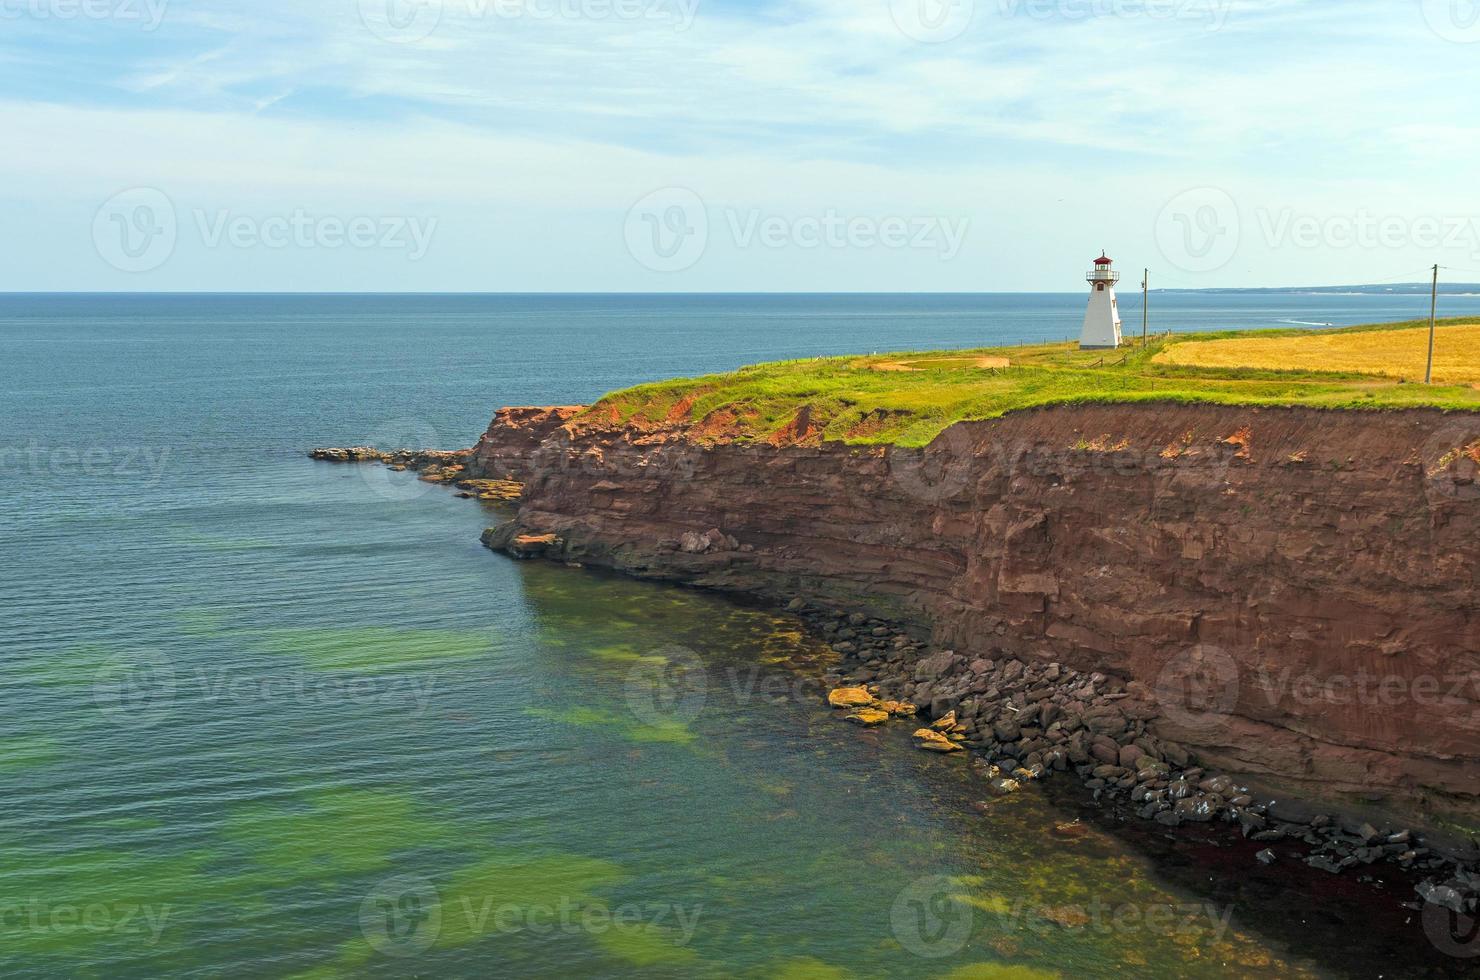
[2,0,1479,288]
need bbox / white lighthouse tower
[1080,252,1123,350]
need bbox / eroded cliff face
[483,402,1480,829]
[467,405,586,482]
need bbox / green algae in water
[322,851,640,972]
[938,966,1062,980]
[167,529,278,553]
[524,705,697,746]
[0,844,218,958]
[594,922,701,968]
[248,626,499,672]
[0,735,64,773]
[767,957,854,980]
[169,607,233,637]
[222,789,448,882]
[583,643,671,666]
[16,644,136,689]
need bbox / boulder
[913,729,964,753]
[827,687,876,709]
[914,652,958,683]
[878,700,918,717]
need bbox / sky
[4,0,1480,291]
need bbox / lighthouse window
[1096,283,1105,292]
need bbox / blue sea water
[2,292,1475,979]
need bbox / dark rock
[1198,776,1233,796]
[914,652,957,683]
[931,694,961,718]
[1417,881,1469,913]
[1256,849,1277,865]
[1161,742,1190,767]
[1238,811,1267,837]
[1082,704,1128,736]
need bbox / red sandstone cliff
[467,405,585,482]
[482,402,1480,830]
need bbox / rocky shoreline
[310,406,1480,943]
[308,446,522,501]
[779,596,1480,923]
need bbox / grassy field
[1154,323,1480,385]
[587,318,1480,447]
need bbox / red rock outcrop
[467,406,585,482]
[482,402,1480,831]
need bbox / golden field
[1153,323,1480,385]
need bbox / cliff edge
[483,398,1480,834]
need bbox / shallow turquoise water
[4,294,1473,978]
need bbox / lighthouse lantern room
[1080,252,1123,350]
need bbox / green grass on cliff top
[586,317,1480,447]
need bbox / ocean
[3,291,1475,979]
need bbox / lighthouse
[1080,252,1123,350]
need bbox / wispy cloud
[3,0,1479,289]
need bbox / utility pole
[1426,264,1439,384]
[1142,269,1149,347]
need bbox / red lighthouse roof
[1093,253,1113,265]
